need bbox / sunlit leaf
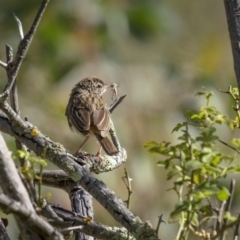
[216,187,230,201]
[185,160,203,171]
[224,211,237,222]
[191,212,199,227]
[191,112,206,120]
[192,169,205,185]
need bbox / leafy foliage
[16,150,48,206]
[145,87,240,239]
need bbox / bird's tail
[94,134,118,156]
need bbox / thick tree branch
[0,132,62,240]
[0,107,158,239]
[41,202,135,240]
[223,0,240,90]
[70,187,94,240]
[0,193,63,240]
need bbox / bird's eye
[97,84,102,88]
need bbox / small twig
[215,201,226,233]
[225,179,236,213]
[6,44,27,166]
[108,94,126,152]
[218,139,240,153]
[122,168,133,240]
[12,12,24,40]
[109,94,127,113]
[60,225,83,233]
[2,0,49,97]
[217,88,230,94]
[0,61,7,69]
[155,214,165,236]
[213,214,240,240]
[122,168,133,209]
[233,213,240,240]
[219,179,236,240]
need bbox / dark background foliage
[0,1,236,239]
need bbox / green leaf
[191,212,199,227]
[143,141,159,148]
[185,160,203,171]
[216,187,230,201]
[147,141,171,155]
[224,211,237,222]
[167,169,180,180]
[191,183,220,199]
[191,111,206,120]
[168,210,183,223]
[38,159,48,167]
[172,122,187,133]
[17,150,30,159]
[192,169,205,185]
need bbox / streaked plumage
[65,77,118,156]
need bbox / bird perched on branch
[65,77,118,156]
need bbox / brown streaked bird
[65,77,118,156]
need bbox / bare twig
[219,179,236,240]
[225,179,236,213]
[60,225,83,233]
[12,12,24,40]
[122,168,133,210]
[0,61,7,69]
[234,213,240,240]
[215,201,226,233]
[109,94,127,113]
[122,168,133,240]
[2,0,49,97]
[213,214,240,240]
[6,43,27,167]
[218,139,240,153]
[155,214,165,236]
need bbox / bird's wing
[92,108,110,137]
[71,107,90,133]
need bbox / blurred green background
[0,0,238,239]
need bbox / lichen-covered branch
[0,105,159,239]
[0,193,63,240]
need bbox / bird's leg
[74,134,91,156]
[96,146,102,158]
